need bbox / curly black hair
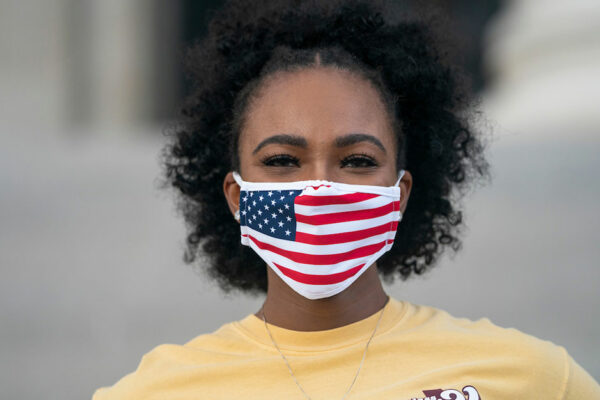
[159,0,490,295]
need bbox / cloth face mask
[232,170,406,300]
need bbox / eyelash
[260,154,300,167]
[260,153,379,168]
[342,153,379,168]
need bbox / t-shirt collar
[232,297,407,353]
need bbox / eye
[341,153,378,168]
[260,153,300,167]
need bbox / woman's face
[224,66,412,216]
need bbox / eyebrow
[335,133,386,153]
[252,134,308,154]
[251,132,386,154]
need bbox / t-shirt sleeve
[89,344,172,400]
[560,348,600,399]
[91,386,108,400]
[90,372,136,400]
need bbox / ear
[223,172,241,223]
[398,170,413,214]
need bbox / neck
[255,264,389,331]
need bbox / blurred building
[482,0,600,142]
[1,1,180,137]
[0,0,501,138]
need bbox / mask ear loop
[232,171,245,224]
[394,169,406,187]
[394,169,406,224]
[232,171,244,186]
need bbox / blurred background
[1,1,599,399]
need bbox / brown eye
[261,154,300,167]
[341,154,378,168]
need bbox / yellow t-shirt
[92,297,599,399]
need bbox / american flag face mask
[232,170,406,300]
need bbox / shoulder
[401,302,567,364]
[91,343,191,400]
[92,321,254,400]
[390,301,600,397]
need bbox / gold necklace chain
[261,303,386,400]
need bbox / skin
[223,64,412,331]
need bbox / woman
[93,0,599,398]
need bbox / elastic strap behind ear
[394,169,406,187]
[232,171,244,186]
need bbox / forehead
[239,67,395,149]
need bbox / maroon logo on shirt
[410,385,481,400]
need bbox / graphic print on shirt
[410,385,481,400]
